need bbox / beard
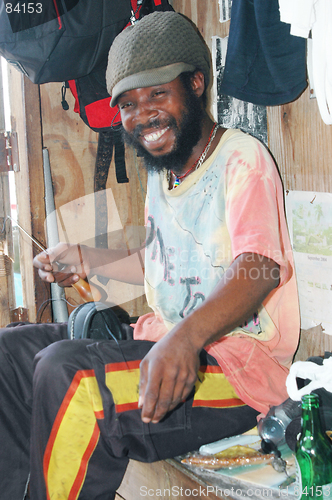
[121,89,205,174]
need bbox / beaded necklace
[170,122,219,188]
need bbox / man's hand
[33,243,90,287]
[139,330,200,424]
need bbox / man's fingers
[167,381,195,413]
[160,372,197,416]
[36,263,80,287]
[142,375,181,424]
[37,269,55,283]
[34,252,55,283]
[140,384,163,423]
[139,357,171,423]
[138,338,200,424]
[53,271,80,287]
[140,367,193,424]
[33,244,89,288]
[33,251,51,269]
[139,359,161,423]
[146,373,195,423]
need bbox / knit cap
[107,11,211,107]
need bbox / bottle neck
[301,394,324,438]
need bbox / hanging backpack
[0,0,134,84]
[0,0,173,95]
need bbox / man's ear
[190,71,205,98]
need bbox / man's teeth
[143,128,168,143]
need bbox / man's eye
[119,102,132,110]
[153,91,165,97]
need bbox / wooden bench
[116,456,297,500]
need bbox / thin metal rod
[6,215,45,252]
[5,215,66,271]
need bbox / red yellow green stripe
[105,361,245,412]
[105,360,141,413]
[193,365,245,408]
[43,369,104,500]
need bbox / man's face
[117,75,204,173]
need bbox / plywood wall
[268,90,332,193]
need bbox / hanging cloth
[220,0,307,106]
[279,0,332,125]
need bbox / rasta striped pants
[0,322,258,500]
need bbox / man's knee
[33,339,94,388]
[0,322,67,354]
[34,339,76,376]
[0,323,31,349]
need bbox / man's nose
[134,100,159,126]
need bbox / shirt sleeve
[225,136,292,286]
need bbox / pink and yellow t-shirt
[133,128,300,415]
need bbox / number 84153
[5,3,43,14]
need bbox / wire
[36,297,80,323]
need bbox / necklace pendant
[169,123,219,190]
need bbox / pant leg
[30,339,259,500]
[0,322,68,500]
[30,338,130,500]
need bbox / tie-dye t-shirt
[133,128,300,414]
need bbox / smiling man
[0,11,300,500]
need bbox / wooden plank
[0,173,15,327]
[294,325,332,362]
[0,256,12,327]
[117,459,223,500]
[267,87,332,193]
[172,1,230,53]
[117,457,293,500]
[0,209,14,326]
[0,59,4,131]
[0,60,15,326]
[23,78,52,322]
[8,67,52,322]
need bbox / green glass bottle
[296,393,332,499]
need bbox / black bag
[0,0,173,86]
[67,301,127,341]
[0,0,133,84]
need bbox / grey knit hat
[107,11,211,107]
